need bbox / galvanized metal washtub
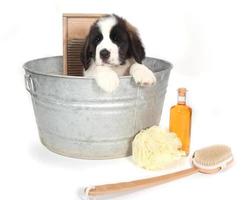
[24,56,172,159]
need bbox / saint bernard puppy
[81,14,156,92]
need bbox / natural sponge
[132,126,185,170]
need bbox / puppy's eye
[94,36,101,43]
[112,36,119,42]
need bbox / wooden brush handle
[88,167,199,196]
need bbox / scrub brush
[80,144,233,199]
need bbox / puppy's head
[81,14,145,70]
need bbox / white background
[0,0,241,199]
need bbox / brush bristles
[193,145,232,168]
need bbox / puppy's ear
[81,34,92,70]
[126,22,145,63]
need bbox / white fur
[95,16,120,66]
[85,59,130,92]
[85,60,156,92]
[129,63,157,86]
[84,59,131,76]
[93,65,120,93]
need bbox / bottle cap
[178,88,187,96]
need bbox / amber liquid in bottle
[169,88,192,155]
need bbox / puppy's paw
[95,67,119,93]
[130,63,156,86]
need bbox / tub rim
[23,55,173,80]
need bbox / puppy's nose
[100,49,110,59]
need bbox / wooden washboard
[63,13,104,76]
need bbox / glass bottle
[169,88,192,155]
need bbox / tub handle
[25,74,35,95]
